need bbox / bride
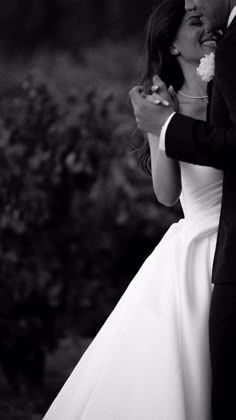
[43,0,222,419]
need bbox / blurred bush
[0,41,141,101]
[0,47,181,392]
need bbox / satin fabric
[43,163,222,420]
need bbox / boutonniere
[197,52,215,82]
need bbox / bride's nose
[185,0,197,12]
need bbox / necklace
[178,90,208,99]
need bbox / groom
[130,0,236,419]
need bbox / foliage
[0,56,181,392]
[0,41,141,102]
[0,72,126,390]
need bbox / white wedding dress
[43,162,223,420]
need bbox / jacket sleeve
[165,39,236,170]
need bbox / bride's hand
[146,94,159,104]
[142,90,172,107]
[145,91,179,113]
[151,75,179,112]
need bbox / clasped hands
[129,75,179,137]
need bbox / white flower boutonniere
[196,52,215,82]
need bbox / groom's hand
[129,75,177,136]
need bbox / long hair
[138,0,185,174]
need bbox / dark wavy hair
[138,0,186,174]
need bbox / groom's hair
[138,0,185,174]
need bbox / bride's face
[172,11,218,65]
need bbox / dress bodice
[180,162,223,221]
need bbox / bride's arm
[148,133,181,207]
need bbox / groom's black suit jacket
[165,16,236,284]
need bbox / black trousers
[209,283,236,420]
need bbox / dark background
[0,1,182,418]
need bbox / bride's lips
[200,33,219,48]
[201,39,217,48]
